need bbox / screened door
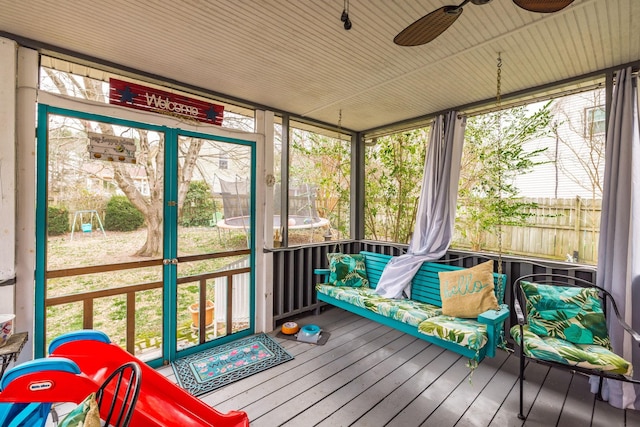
[36,105,255,365]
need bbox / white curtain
[375,111,465,298]
[594,66,640,409]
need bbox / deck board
[316,342,447,426]
[425,349,511,427]
[280,335,426,426]
[248,328,407,425]
[50,306,640,426]
[387,355,472,426]
[455,353,515,427]
[218,307,637,426]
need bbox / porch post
[15,45,38,363]
[254,109,274,333]
[352,132,365,240]
[0,38,17,314]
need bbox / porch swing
[315,61,511,367]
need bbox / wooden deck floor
[157,306,640,427]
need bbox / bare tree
[550,89,605,200]
[43,69,204,257]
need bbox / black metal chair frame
[94,361,141,427]
[512,273,640,420]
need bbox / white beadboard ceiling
[0,0,638,132]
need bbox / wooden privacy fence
[452,197,601,264]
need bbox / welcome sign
[109,78,224,126]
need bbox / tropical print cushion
[521,281,610,347]
[371,299,442,327]
[316,284,441,326]
[511,325,632,376]
[316,283,380,308]
[327,253,369,287]
[418,315,488,353]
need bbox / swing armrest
[314,269,330,282]
[478,304,510,325]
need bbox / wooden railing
[45,242,597,354]
[45,250,250,356]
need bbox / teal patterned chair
[511,273,640,420]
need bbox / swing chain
[496,53,504,280]
[496,53,502,108]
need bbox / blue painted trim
[164,127,178,364]
[314,269,330,281]
[176,128,255,147]
[477,305,510,358]
[42,106,168,133]
[171,128,257,340]
[249,139,256,334]
[34,104,49,359]
[35,105,169,358]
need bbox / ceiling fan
[394,0,575,46]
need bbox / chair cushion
[316,284,441,326]
[438,260,499,318]
[59,392,101,427]
[418,315,488,352]
[327,253,369,287]
[521,281,610,347]
[510,325,632,376]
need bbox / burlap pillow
[59,392,101,427]
[438,260,499,318]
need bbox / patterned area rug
[172,333,293,397]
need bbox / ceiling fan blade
[394,6,463,46]
[513,0,575,13]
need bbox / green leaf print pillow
[521,281,610,347]
[327,253,369,288]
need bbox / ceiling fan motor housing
[471,0,493,4]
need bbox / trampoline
[214,177,330,232]
[217,214,330,230]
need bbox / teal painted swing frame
[315,251,509,362]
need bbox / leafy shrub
[48,206,69,235]
[104,195,145,231]
[179,181,215,227]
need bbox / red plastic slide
[46,331,250,427]
[0,331,249,426]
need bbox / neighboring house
[515,88,606,200]
[83,162,151,197]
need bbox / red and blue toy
[0,330,249,426]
